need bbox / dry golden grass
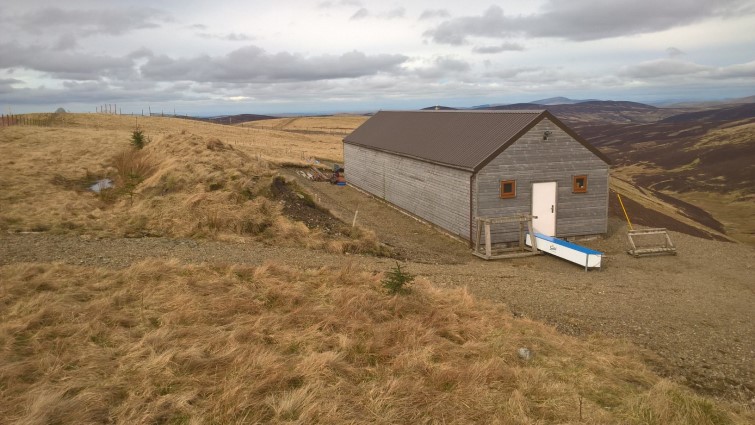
[243,115,367,133]
[669,190,755,245]
[15,113,347,163]
[0,115,379,252]
[1,259,749,424]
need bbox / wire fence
[0,113,68,127]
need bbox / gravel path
[2,180,753,403]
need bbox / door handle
[551,205,554,213]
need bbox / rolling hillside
[575,103,755,243]
[485,100,682,124]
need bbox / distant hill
[663,94,755,108]
[659,103,755,123]
[420,106,458,111]
[419,100,674,124]
[529,96,598,105]
[482,100,674,124]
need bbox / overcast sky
[2,0,754,115]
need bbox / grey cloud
[666,47,684,58]
[620,59,709,79]
[473,42,524,54]
[128,48,154,60]
[710,61,755,79]
[484,67,549,80]
[419,9,451,20]
[350,8,370,20]
[61,80,111,91]
[319,0,362,8]
[197,32,254,41]
[16,7,172,37]
[426,1,755,44]
[350,7,405,20]
[621,58,755,81]
[0,42,136,80]
[383,8,406,19]
[424,6,512,45]
[54,33,78,50]
[0,78,23,94]
[139,45,408,83]
[0,83,193,107]
[413,57,470,79]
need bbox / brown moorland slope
[576,103,755,243]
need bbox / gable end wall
[474,119,609,243]
[344,143,472,239]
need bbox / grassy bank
[1,260,749,424]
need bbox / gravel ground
[2,175,753,403]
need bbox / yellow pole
[617,193,633,231]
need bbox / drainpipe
[468,172,475,248]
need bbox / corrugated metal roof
[344,110,546,171]
[344,110,610,170]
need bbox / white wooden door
[532,182,557,236]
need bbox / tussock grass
[244,115,367,134]
[1,260,749,424]
[0,117,382,252]
[111,148,157,187]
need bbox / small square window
[573,175,588,193]
[500,180,516,198]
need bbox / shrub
[111,149,156,205]
[382,262,414,295]
[131,128,146,150]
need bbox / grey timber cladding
[473,118,609,243]
[344,144,472,239]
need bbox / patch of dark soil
[269,176,350,236]
[608,190,729,242]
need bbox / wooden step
[628,247,677,257]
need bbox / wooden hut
[343,110,610,245]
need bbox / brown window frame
[500,180,516,199]
[573,175,588,193]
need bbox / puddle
[90,179,114,193]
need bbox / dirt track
[2,174,754,403]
